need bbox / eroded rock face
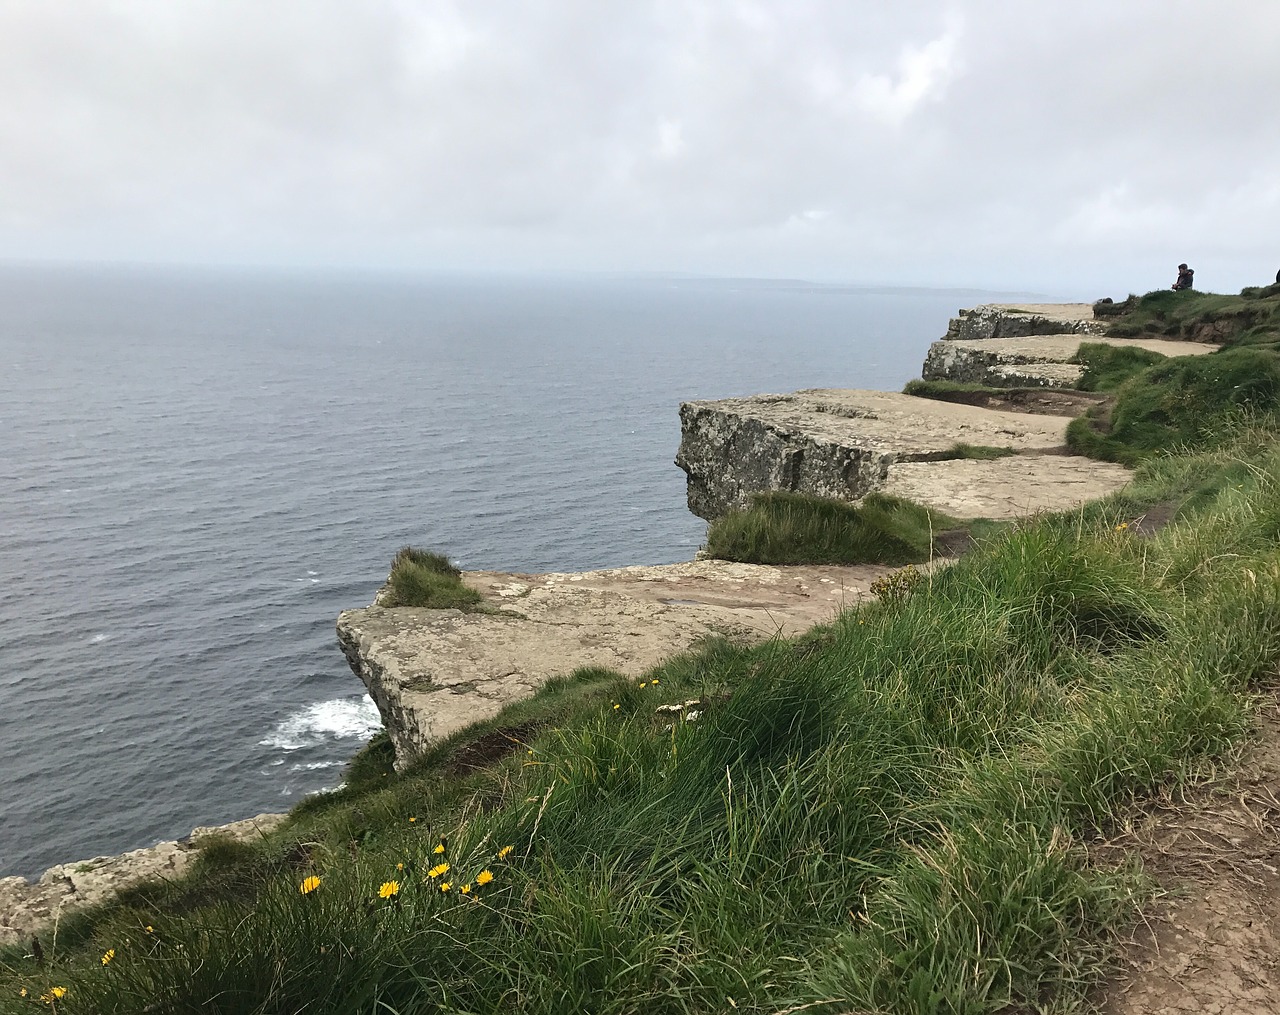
[337,560,899,768]
[922,334,1218,389]
[942,303,1108,341]
[675,389,1074,520]
[0,813,285,948]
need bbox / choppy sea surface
[0,265,1040,877]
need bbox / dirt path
[1096,695,1280,1013]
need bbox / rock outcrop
[338,560,900,768]
[922,334,1218,388]
[675,388,1080,520]
[0,813,285,948]
[942,303,1108,341]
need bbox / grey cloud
[1,0,1277,292]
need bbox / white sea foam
[290,760,342,772]
[259,695,382,751]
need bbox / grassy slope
[9,434,1280,1013]
[1068,287,1280,465]
[10,293,1280,1012]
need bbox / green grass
[12,441,1280,1012]
[903,378,1006,402]
[1067,346,1280,464]
[703,490,957,565]
[1104,287,1280,344]
[942,442,1016,460]
[1071,342,1166,392]
[382,545,483,610]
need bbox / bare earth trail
[1097,694,1280,1014]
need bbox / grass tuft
[942,442,1016,460]
[383,545,483,609]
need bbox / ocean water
[0,265,1027,878]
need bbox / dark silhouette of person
[1172,263,1195,290]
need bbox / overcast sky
[1,1,1277,293]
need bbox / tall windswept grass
[383,545,483,609]
[704,490,954,565]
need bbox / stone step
[882,455,1131,519]
[943,303,1107,341]
[676,388,1080,519]
[923,333,1219,388]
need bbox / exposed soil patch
[444,722,543,776]
[1128,501,1179,538]
[931,528,975,558]
[1093,694,1280,1014]
[920,387,1110,417]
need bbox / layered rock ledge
[923,334,1219,388]
[925,303,1218,388]
[942,302,1108,341]
[0,813,285,948]
[338,560,899,768]
[674,388,1118,520]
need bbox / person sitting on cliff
[1172,263,1195,291]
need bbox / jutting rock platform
[342,301,1215,772]
[677,303,1216,520]
[339,560,902,764]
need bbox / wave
[258,696,382,751]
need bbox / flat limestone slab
[921,332,1218,389]
[676,388,1075,519]
[923,330,1220,388]
[337,560,897,767]
[883,456,1132,519]
[943,303,1108,341]
[938,334,1219,363]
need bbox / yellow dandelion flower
[651,678,660,685]
[497,845,514,860]
[613,703,620,710]
[101,948,115,966]
[460,883,472,894]
[378,880,400,899]
[408,816,416,823]
[40,986,68,1002]
[427,862,450,878]
[396,862,404,871]
[300,875,322,895]
[439,881,452,892]
[638,681,647,688]
[475,869,494,886]
[19,987,27,997]
[144,925,154,934]
[433,843,446,855]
